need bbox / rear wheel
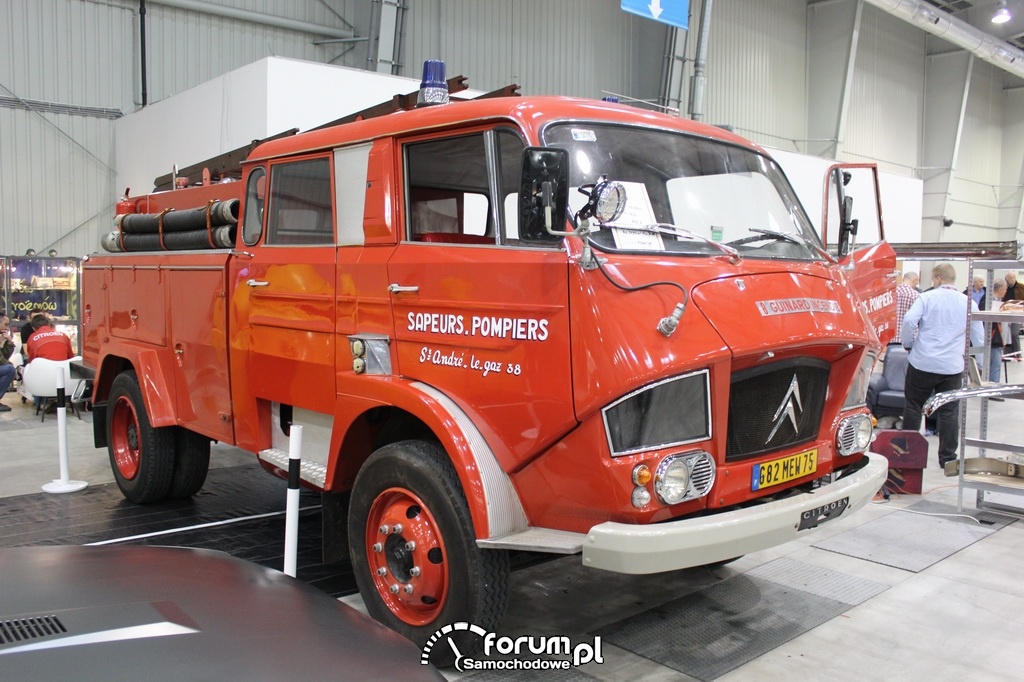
[348,440,509,663]
[106,370,174,504]
[169,427,210,499]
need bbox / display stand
[955,258,1024,516]
[41,372,88,494]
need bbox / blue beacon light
[418,59,450,106]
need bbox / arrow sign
[621,0,689,30]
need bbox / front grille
[0,615,67,645]
[726,358,830,461]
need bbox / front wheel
[348,440,509,661]
[106,370,174,504]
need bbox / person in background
[894,272,920,345]
[964,276,986,310]
[26,314,74,362]
[1004,272,1023,359]
[987,279,1008,383]
[0,315,15,412]
[19,307,45,359]
[1006,271,1024,300]
[905,270,921,292]
[901,263,984,468]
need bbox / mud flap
[92,401,108,449]
[322,490,351,563]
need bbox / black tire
[106,370,175,504]
[169,427,211,499]
[348,440,509,665]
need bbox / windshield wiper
[727,228,835,262]
[727,228,804,246]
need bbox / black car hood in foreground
[0,545,443,681]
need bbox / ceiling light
[993,4,1011,24]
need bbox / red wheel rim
[110,395,141,480]
[365,487,449,626]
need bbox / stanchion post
[283,424,302,577]
[42,369,88,494]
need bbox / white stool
[21,356,87,422]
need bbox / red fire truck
[82,75,893,648]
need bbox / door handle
[388,283,419,294]
[247,279,270,288]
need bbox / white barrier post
[283,424,302,577]
[42,370,88,494]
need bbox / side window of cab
[266,157,334,245]
[403,128,536,245]
[242,167,266,246]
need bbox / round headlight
[654,456,691,505]
[854,416,873,450]
[593,181,627,223]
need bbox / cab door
[386,127,575,471]
[233,155,337,415]
[822,163,897,345]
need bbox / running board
[476,528,585,554]
[258,448,327,489]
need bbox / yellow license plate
[752,448,817,491]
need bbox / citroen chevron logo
[766,375,802,444]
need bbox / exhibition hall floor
[1,362,1022,681]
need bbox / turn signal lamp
[417,59,450,106]
[631,464,653,508]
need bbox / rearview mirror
[838,195,858,260]
[519,147,569,240]
[833,169,857,260]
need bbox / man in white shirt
[901,263,984,468]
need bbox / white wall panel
[947,59,1009,238]
[142,3,334,104]
[1,0,134,107]
[1002,88,1024,244]
[1,0,358,258]
[0,108,115,256]
[842,5,924,176]
[401,0,664,101]
[698,0,807,151]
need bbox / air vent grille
[0,616,67,645]
[689,454,715,496]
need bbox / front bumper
[582,452,887,574]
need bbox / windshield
[542,123,824,261]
